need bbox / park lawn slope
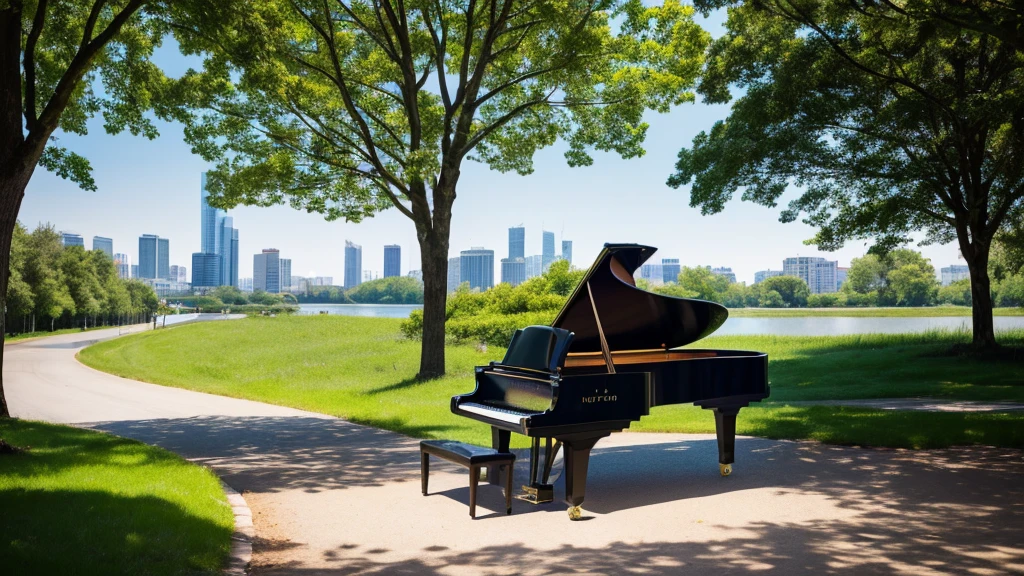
[0,419,234,575]
[78,316,1024,449]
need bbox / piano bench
[420,440,516,519]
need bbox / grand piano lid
[551,243,729,354]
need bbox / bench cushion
[420,440,516,466]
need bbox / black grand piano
[451,243,769,519]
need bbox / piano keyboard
[459,402,537,425]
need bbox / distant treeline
[295,276,424,305]
[167,286,298,315]
[6,223,160,336]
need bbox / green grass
[0,419,234,575]
[728,306,1024,317]
[78,316,1024,449]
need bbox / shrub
[938,279,972,306]
[807,293,846,307]
[996,274,1024,307]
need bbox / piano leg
[488,427,511,485]
[561,432,610,519]
[711,407,740,476]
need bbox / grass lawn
[0,419,234,575]
[78,316,1024,449]
[728,306,1024,317]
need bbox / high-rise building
[639,263,664,285]
[561,240,572,265]
[344,241,362,288]
[783,256,838,294]
[191,253,221,288]
[114,253,131,279]
[508,226,525,260]
[198,172,239,287]
[460,248,494,291]
[254,249,281,293]
[138,234,169,279]
[170,265,187,283]
[92,236,113,257]
[280,258,292,291]
[662,258,681,284]
[941,265,970,286]
[754,270,784,284]
[525,255,543,279]
[239,277,254,292]
[447,256,461,292]
[542,231,555,273]
[384,245,401,278]
[60,232,84,247]
[408,270,423,282]
[501,257,526,287]
[201,172,225,254]
[836,267,849,291]
[219,216,239,287]
[711,267,736,284]
[131,264,139,278]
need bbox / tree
[888,264,938,307]
[668,0,1023,348]
[171,0,709,378]
[756,276,809,308]
[0,0,211,416]
[677,266,728,301]
[843,249,938,306]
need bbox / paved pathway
[6,328,1024,575]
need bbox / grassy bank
[0,419,233,575]
[728,306,1024,317]
[78,316,1024,449]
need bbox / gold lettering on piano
[582,395,617,403]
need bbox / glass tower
[542,231,555,273]
[384,245,401,278]
[508,227,525,260]
[460,248,494,291]
[344,241,362,288]
[92,236,113,257]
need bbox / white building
[941,265,970,286]
[638,263,664,286]
[783,256,839,294]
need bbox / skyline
[17,13,963,287]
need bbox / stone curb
[222,481,253,575]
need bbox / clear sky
[19,10,962,285]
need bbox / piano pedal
[516,483,554,504]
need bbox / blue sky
[19,10,961,285]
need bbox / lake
[298,304,1024,335]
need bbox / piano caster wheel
[568,506,583,521]
[719,463,732,477]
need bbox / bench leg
[505,460,513,515]
[421,452,429,495]
[469,464,479,519]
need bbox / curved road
[6,327,1024,575]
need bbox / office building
[254,249,281,293]
[239,277,253,292]
[711,267,736,284]
[113,254,130,279]
[197,173,240,287]
[131,264,139,278]
[280,258,292,291]
[783,256,838,294]
[384,245,401,278]
[542,231,555,273]
[219,217,239,287]
[460,248,494,291]
[508,226,525,260]
[92,236,113,257]
[754,269,784,284]
[941,265,970,286]
[662,258,681,284]
[408,270,423,281]
[170,265,179,282]
[344,241,362,288]
[501,257,526,287]
[836,267,849,291]
[525,255,543,279]
[169,265,187,283]
[138,234,170,279]
[191,253,221,288]
[448,257,461,292]
[363,270,375,283]
[561,240,572,265]
[60,232,84,248]
[639,263,664,286]
[201,173,224,254]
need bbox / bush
[807,293,846,307]
[938,279,972,306]
[758,289,784,307]
[996,274,1024,307]
[844,291,878,307]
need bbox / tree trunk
[0,174,29,418]
[965,249,997,348]
[417,230,449,379]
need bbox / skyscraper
[662,258,681,284]
[508,226,525,260]
[384,245,401,278]
[542,231,555,273]
[279,258,292,291]
[138,234,169,279]
[501,257,526,287]
[525,255,543,279]
[192,253,221,288]
[131,264,139,278]
[447,256,461,292]
[201,172,224,255]
[783,256,838,294]
[219,216,239,287]
[254,249,281,293]
[60,232,84,247]
[114,253,131,279]
[561,240,572,265]
[196,172,239,287]
[344,241,362,288]
[92,236,113,257]
[460,248,494,291]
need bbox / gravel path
[6,327,1023,575]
